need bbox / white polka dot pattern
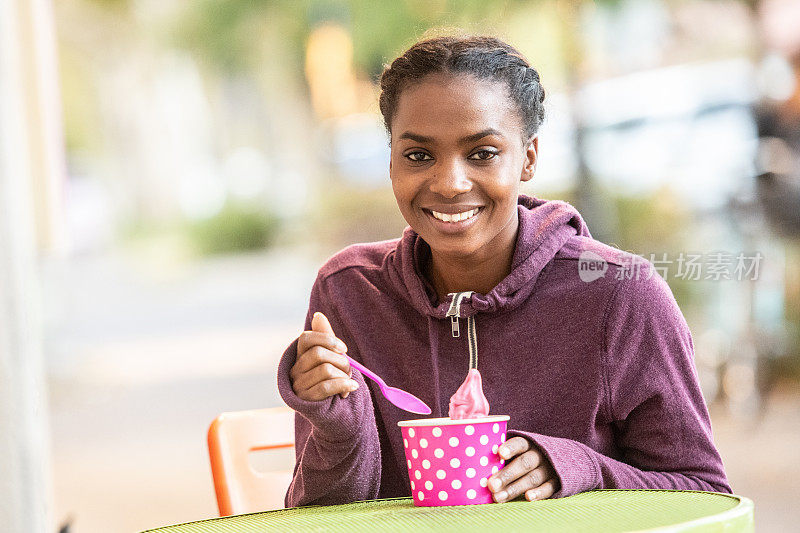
[400,417,508,506]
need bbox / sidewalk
[709,382,800,532]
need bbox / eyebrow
[397,128,504,144]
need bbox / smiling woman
[276,33,732,509]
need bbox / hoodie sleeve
[509,270,731,497]
[276,272,382,507]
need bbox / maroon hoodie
[277,195,731,506]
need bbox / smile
[429,208,480,223]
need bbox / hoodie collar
[386,195,591,319]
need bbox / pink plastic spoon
[346,355,432,415]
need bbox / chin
[426,238,482,258]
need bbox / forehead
[392,73,522,141]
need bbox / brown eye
[469,149,499,161]
[406,151,432,162]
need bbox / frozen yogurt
[448,368,490,419]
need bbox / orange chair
[208,407,295,516]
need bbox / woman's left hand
[487,437,560,502]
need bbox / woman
[277,34,731,507]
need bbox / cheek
[390,178,416,219]
[390,176,407,202]
[390,167,419,199]
[484,172,520,201]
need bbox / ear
[521,136,538,183]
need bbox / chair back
[208,407,295,516]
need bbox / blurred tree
[174,0,554,77]
[176,1,300,73]
[188,202,280,255]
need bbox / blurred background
[1,0,799,531]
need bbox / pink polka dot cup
[398,415,509,506]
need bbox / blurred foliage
[172,0,559,77]
[85,0,130,9]
[607,187,697,313]
[174,0,308,73]
[187,203,280,255]
[346,0,525,79]
[309,182,408,251]
[558,183,698,312]
[607,186,691,253]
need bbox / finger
[292,362,351,393]
[297,330,347,355]
[291,345,350,380]
[525,478,558,501]
[488,437,534,492]
[488,447,541,494]
[300,377,359,402]
[312,312,335,336]
[492,465,550,503]
[497,436,531,461]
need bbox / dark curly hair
[378,34,546,142]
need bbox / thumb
[311,311,335,335]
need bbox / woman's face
[389,73,537,260]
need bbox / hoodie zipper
[446,291,478,370]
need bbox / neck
[425,215,519,302]
[427,253,513,301]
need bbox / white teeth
[431,208,479,223]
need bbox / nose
[428,159,472,198]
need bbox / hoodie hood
[386,194,591,319]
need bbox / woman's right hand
[290,312,359,401]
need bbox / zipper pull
[446,291,473,339]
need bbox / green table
[141,490,753,533]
